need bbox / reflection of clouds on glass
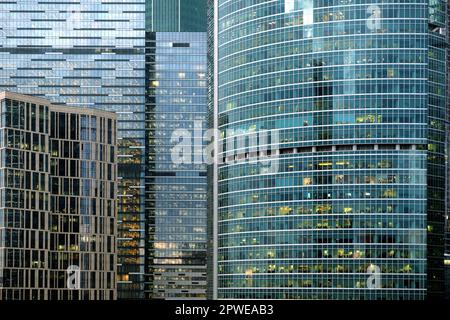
[285,0,314,29]
[285,0,314,24]
[366,5,381,31]
[67,5,83,29]
[284,0,295,13]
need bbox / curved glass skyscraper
[210,0,447,299]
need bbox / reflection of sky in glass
[216,0,437,300]
[284,0,295,13]
[147,32,207,299]
[285,0,314,30]
[303,5,314,25]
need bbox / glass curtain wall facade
[206,0,217,300]
[145,1,208,299]
[0,92,117,300]
[0,93,51,300]
[445,0,450,299]
[426,0,447,298]
[147,0,207,32]
[49,103,117,300]
[145,32,208,299]
[211,0,447,299]
[0,0,146,299]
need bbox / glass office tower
[427,0,447,298]
[0,0,146,299]
[210,0,447,299]
[445,0,450,299]
[145,1,208,299]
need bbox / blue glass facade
[427,0,447,298]
[212,0,447,299]
[145,32,208,299]
[144,0,208,299]
[0,0,147,299]
[146,0,207,32]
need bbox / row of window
[218,0,425,28]
[219,231,425,247]
[220,49,425,85]
[220,95,425,123]
[219,216,424,234]
[220,80,426,112]
[219,246,424,260]
[219,201,425,221]
[220,20,426,56]
[218,261,424,275]
[219,186,425,207]
[220,173,425,194]
[219,35,427,71]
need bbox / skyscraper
[0,0,146,299]
[445,0,450,299]
[144,0,208,299]
[0,92,117,300]
[0,0,209,300]
[209,0,447,299]
[427,0,447,298]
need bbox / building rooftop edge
[0,91,117,119]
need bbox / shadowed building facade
[0,92,117,300]
[0,0,146,299]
